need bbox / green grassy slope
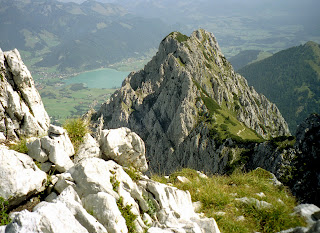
[238,41,320,132]
[152,168,306,233]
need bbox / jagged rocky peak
[0,48,50,141]
[93,29,290,173]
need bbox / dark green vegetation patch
[0,197,10,226]
[238,41,320,132]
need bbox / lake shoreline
[63,68,130,89]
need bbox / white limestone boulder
[0,145,47,206]
[34,201,88,233]
[82,192,128,233]
[99,127,148,172]
[74,133,101,163]
[27,124,74,172]
[4,201,89,233]
[54,172,76,194]
[294,204,320,226]
[4,210,43,232]
[54,186,108,233]
[69,158,118,198]
[27,138,48,163]
[69,158,148,232]
[145,179,220,233]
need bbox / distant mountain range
[238,41,320,133]
[0,0,171,72]
[1,0,319,74]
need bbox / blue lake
[64,68,130,88]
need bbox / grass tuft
[9,138,28,154]
[0,197,11,226]
[117,197,137,232]
[124,167,141,182]
[63,117,90,152]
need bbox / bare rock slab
[0,145,47,207]
[99,127,148,172]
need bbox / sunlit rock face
[0,48,50,141]
[92,29,290,174]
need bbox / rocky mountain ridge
[0,49,220,232]
[0,44,319,232]
[92,29,290,174]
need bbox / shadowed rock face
[0,48,50,141]
[245,113,320,206]
[92,29,290,174]
[291,113,320,206]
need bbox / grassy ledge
[152,168,306,233]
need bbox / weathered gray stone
[4,210,43,233]
[69,158,118,198]
[146,180,220,232]
[294,204,320,226]
[0,48,50,141]
[75,133,101,163]
[192,201,202,213]
[176,176,190,184]
[307,220,320,233]
[39,161,52,173]
[33,201,89,233]
[5,201,89,233]
[197,171,208,179]
[0,145,47,206]
[99,127,148,172]
[235,197,272,209]
[55,186,108,233]
[45,192,58,202]
[26,124,74,172]
[82,192,127,233]
[54,172,76,193]
[27,138,48,163]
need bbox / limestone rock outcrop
[0,48,50,141]
[27,124,75,172]
[0,145,47,207]
[99,127,148,172]
[74,133,101,163]
[3,157,221,233]
[92,29,290,174]
[246,113,320,206]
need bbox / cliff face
[0,48,50,141]
[92,29,290,174]
[246,113,320,206]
